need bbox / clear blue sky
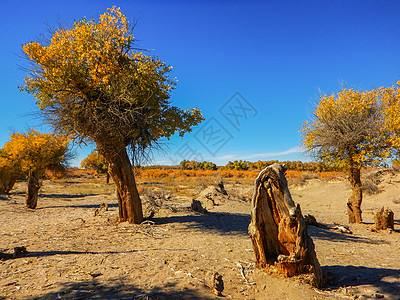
[1,0,400,167]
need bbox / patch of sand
[0,171,399,299]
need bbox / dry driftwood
[248,163,324,287]
[216,178,228,195]
[211,272,224,296]
[374,207,394,230]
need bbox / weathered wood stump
[211,272,224,296]
[216,178,228,195]
[191,199,208,214]
[248,164,324,287]
[374,207,394,230]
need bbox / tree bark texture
[26,171,40,209]
[248,164,324,288]
[99,145,143,224]
[374,207,394,230]
[347,166,363,223]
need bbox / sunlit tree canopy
[21,6,203,158]
[301,87,400,169]
[2,129,69,174]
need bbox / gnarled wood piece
[374,207,394,230]
[248,163,324,287]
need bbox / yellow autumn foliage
[301,87,400,169]
[2,129,69,174]
[81,151,108,174]
[22,7,134,108]
[21,6,203,150]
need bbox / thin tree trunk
[26,170,40,209]
[100,145,143,224]
[347,165,363,223]
[106,172,110,184]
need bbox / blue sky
[1,0,400,167]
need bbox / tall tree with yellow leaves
[21,7,203,223]
[2,129,69,208]
[302,87,400,223]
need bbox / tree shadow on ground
[154,211,250,236]
[308,225,389,244]
[323,265,400,298]
[37,203,118,209]
[23,278,213,300]
[0,249,136,261]
[39,193,99,199]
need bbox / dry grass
[133,169,258,198]
[133,169,346,198]
[59,168,346,199]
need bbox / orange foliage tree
[1,129,69,208]
[81,150,109,183]
[302,87,400,223]
[21,7,203,223]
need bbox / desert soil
[0,170,400,300]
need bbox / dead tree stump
[248,163,324,287]
[374,207,394,230]
[216,178,228,195]
[191,199,208,214]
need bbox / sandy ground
[0,170,399,300]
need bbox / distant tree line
[179,160,217,170]
[179,159,340,172]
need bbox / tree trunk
[99,145,143,224]
[106,172,110,184]
[26,171,40,209]
[347,165,363,223]
[248,164,324,288]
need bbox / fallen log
[248,163,324,287]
